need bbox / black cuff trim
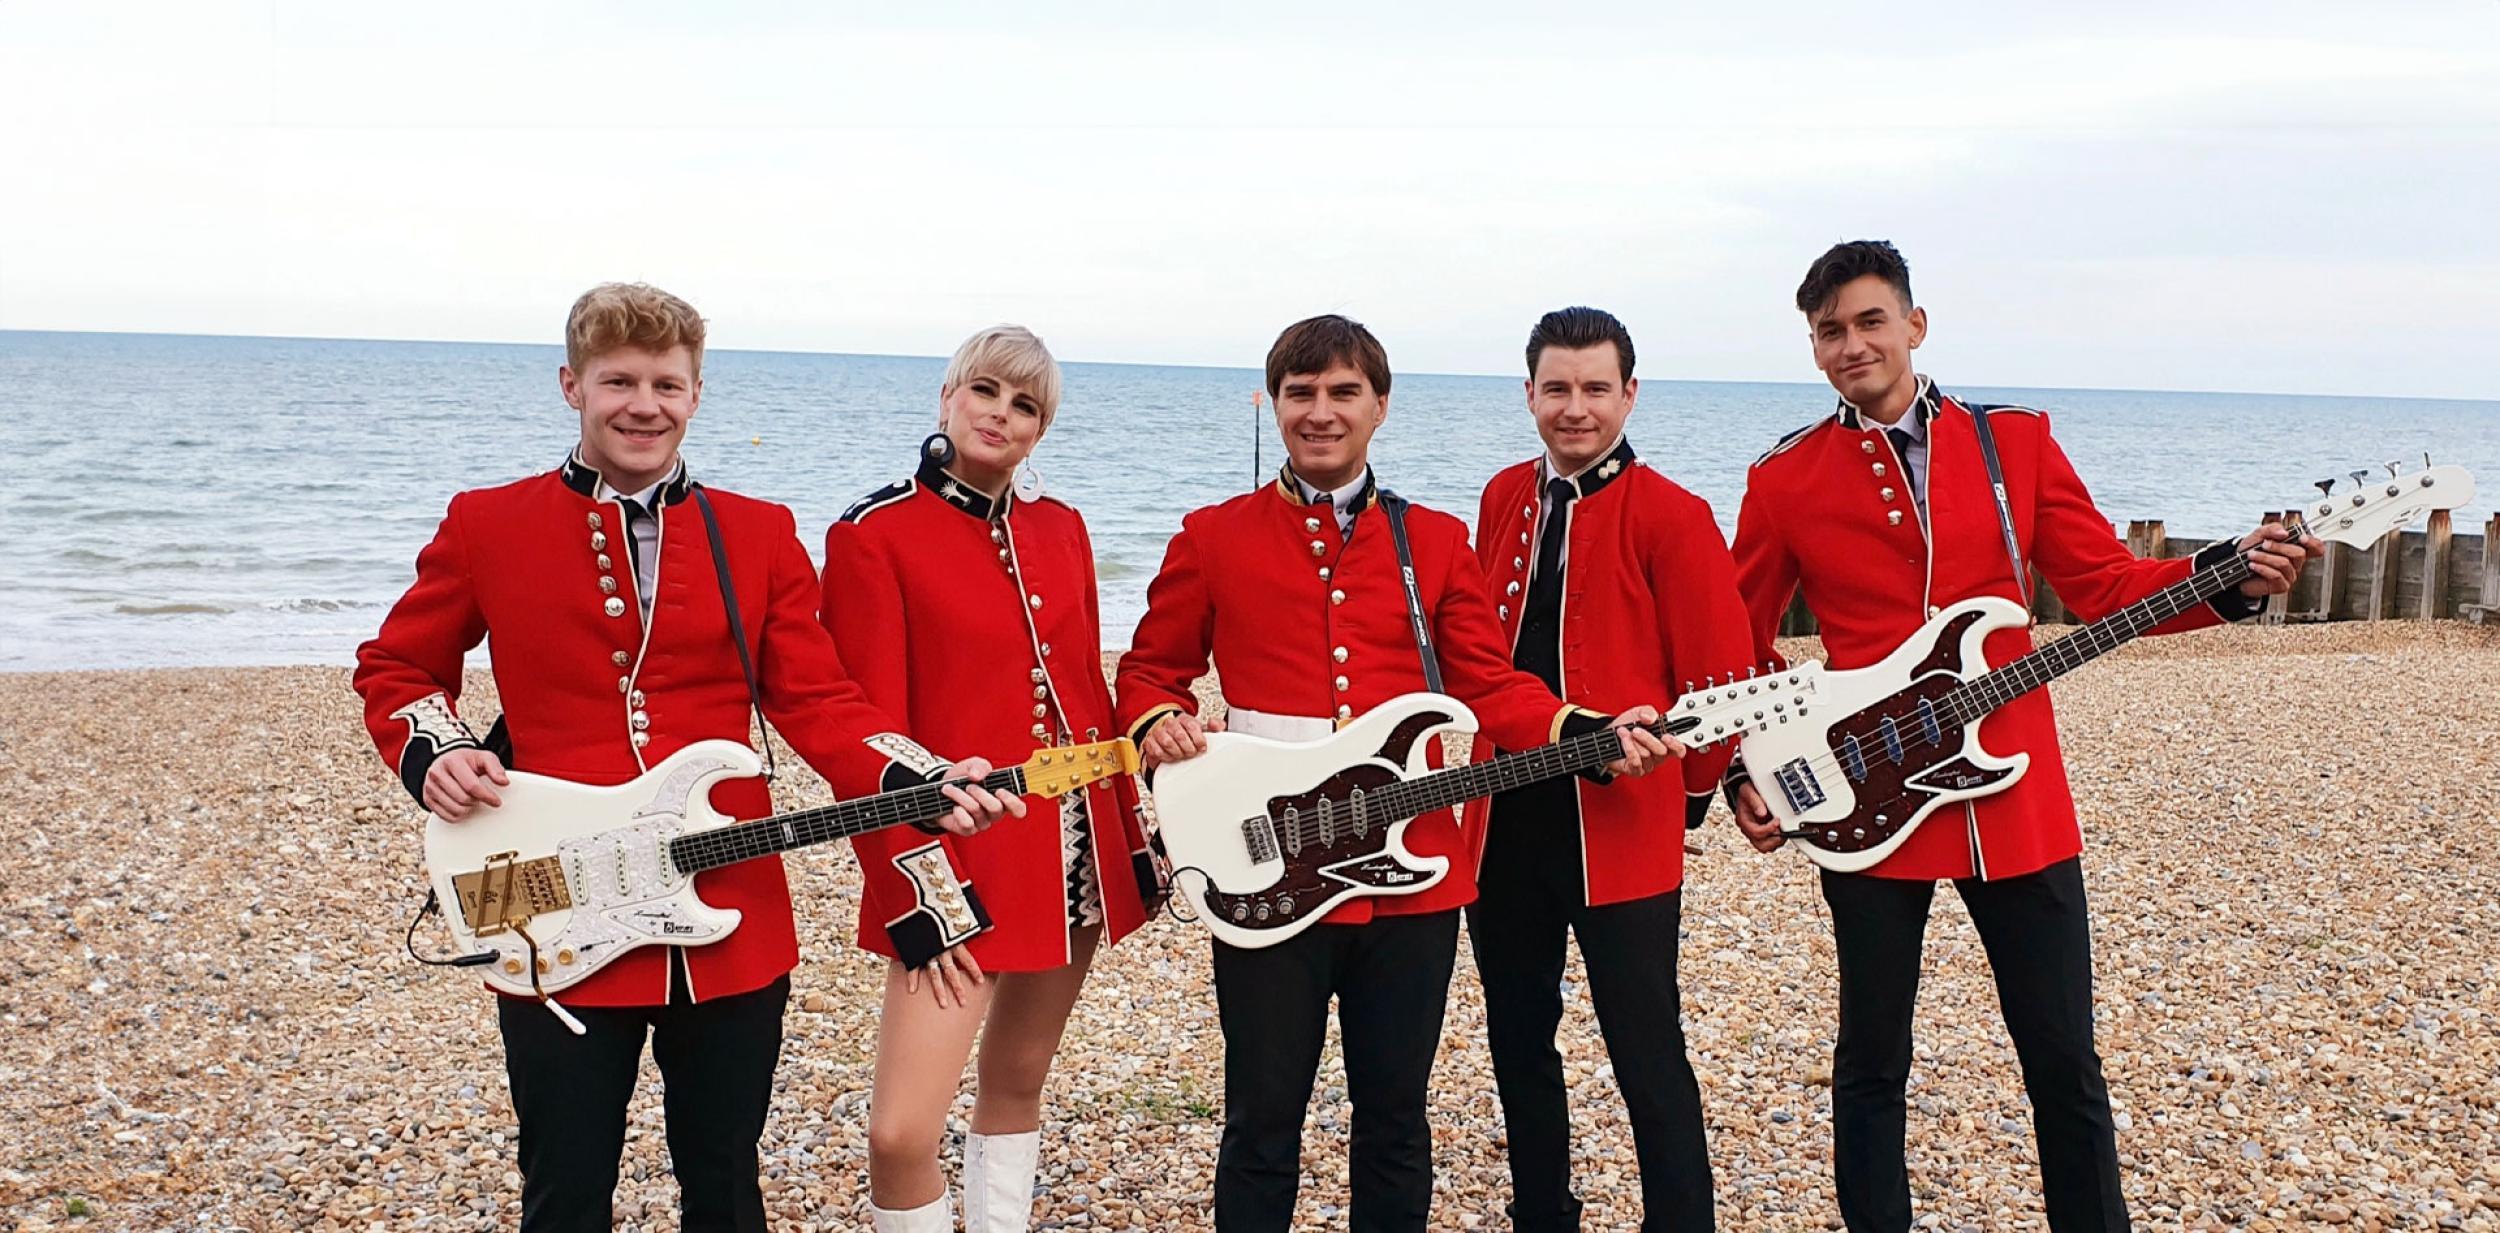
[883,841,991,969]
[1562,709,1617,784]
[1684,792,1713,831]
[389,693,481,809]
[1720,756,1750,813]
[2194,540,2264,623]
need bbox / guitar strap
[1380,491,1446,694]
[692,486,777,782]
[1963,397,2035,613]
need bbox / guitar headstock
[1019,737,1141,797]
[2293,462,2475,547]
[1665,665,1822,750]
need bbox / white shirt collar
[588,456,684,508]
[1540,431,1630,488]
[1846,374,1933,438]
[1292,468,1370,521]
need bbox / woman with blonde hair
[820,325,1164,1233]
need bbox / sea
[4,330,2493,672]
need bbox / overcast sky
[2,2,2493,398]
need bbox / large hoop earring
[921,432,957,468]
[1014,457,1044,502]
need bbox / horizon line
[4,326,2490,407]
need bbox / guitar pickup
[1241,816,1280,864]
[1773,758,1826,814]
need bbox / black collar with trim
[560,452,696,506]
[916,454,1013,522]
[1836,375,1943,432]
[1538,436,1638,499]
[1273,465,1380,512]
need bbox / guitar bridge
[1241,816,1280,864]
[452,851,573,934]
[1773,758,1827,814]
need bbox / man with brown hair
[1115,314,1675,1233]
[354,283,1016,1231]
[1464,306,1756,1231]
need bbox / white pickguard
[1150,694,1472,949]
[423,739,763,997]
[1739,597,2033,872]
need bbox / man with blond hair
[355,283,1016,1232]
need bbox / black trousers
[495,972,790,1233]
[1211,909,1461,1233]
[1467,798,1716,1233]
[1820,857,2127,1233]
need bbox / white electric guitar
[1672,462,2475,871]
[425,736,1136,1014]
[1152,696,1706,948]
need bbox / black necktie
[620,497,655,603]
[1887,427,1919,494]
[1514,478,1577,691]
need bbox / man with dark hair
[1463,305,1755,1231]
[1115,314,1678,1233]
[1728,242,2317,1232]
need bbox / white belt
[1223,706,1335,742]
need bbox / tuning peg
[2349,470,2370,488]
[2313,478,2336,498]
[1087,727,1100,742]
[2385,460,2404,479]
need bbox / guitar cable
[404,888,497,968]
[1160,866,1207,925]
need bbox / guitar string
[661,761,1112,874]
[1252,551,2252,854]
[1722,553,2253,823]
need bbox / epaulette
[1752,415,1834,467]
[839,478,915,524]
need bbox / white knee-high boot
[962,1130,1042,1233]
[870,1192,954,1233]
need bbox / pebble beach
[5,621,2497,1232]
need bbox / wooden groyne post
[1770,510,2500,635]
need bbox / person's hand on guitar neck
[1138,711,1225,770]
[1603,706,1681,778]
[936,757,1024,837]
[2235,522,2323,598]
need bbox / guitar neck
[665,767,1030,875]
[1362,718,1666,821]
[1944,550,2253,723]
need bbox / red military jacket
[821,453,1162,972]
[1114,468,1604,926]
[355,454,943,1006]
[1731,379,2253,881]
[1460,438,1759,905]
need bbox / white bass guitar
[1671,462,2475,871]
[1151,696,1706,948]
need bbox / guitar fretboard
[1342,718,1678,824]
[1940,551,2253,724]
[665,768,1031,875]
